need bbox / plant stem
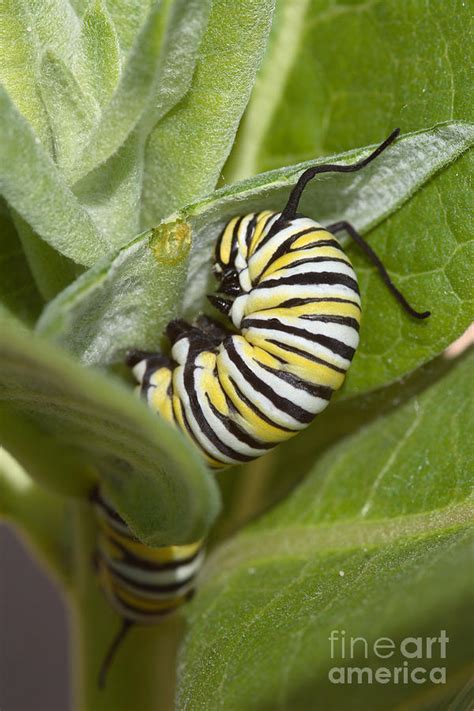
[71,501,185,711]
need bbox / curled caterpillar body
[127,129,430,470]
[131,213,360,469]
[92,488,204,687]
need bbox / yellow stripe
[218,217,239,265]
[102,525,202,563]
[260,246,351,279]
[200,369,229,415]
[245,335,346,391]
[248,211,275,253]
[291,230,339,249]
[249,301,362,322]
[114,586,189,612]
[244,290,360,315]
[217,368,291,443]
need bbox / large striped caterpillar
[95,129,429,686]
[127,129,429,469]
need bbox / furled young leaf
[70,0,209,183]
[20,0,83,74]
[39,51,98,177]
[0,86,107,266]
[0,315,220,545]
[72,131,144,248]
[141,0,276,225]
[177,353,474,710]
[77,0,121,108]
[38,124,473,399]
[226,0,473,178]
[68,1,169,182]
[102,0,154,55]
[0,0,67,150]
[68,0,210,250]
[137,0,212,134]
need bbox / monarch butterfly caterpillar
[92,489,204,688]
[96,129,430,687]
[127,128,430,469]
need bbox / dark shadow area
[0,525,71,711]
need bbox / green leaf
[0,314,220,545]
[39,51,98,177]
[178,353,474,710]
[38,124,473,390]
[0,0,54,149]
[78,0,121,108]
[137,0,212,134]
[68,1,169,182]
[0,85,107,266]
[0,204,42,323]
[227,0,473,178]
[225,0,311,182]
[72,131,144,249]
[102,0,154,55]
[67,0,209,249]
[141,0,276,225]
[70,0,209,183]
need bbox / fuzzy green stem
[71,501,185,711]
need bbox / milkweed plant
[0,1,472,710]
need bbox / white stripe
[243,325,352,369]
[218,339,306,430]
[173,368,236,464]
[249,282,361,304]
[193,369,269,457]
[104,549,205,586]
[245,314,360,350]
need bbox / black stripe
[227,375,296,433]
[93,492,133,533]
[253,211,279,250]
[254,227,328,281]
[243,317,356,361]
[230,215,245,263]
[225,339,313,424]
[270,255,351,273]
[244,213,258,250]
[102,535,203,572]
[113,594,184,619]
[260,271,360,294]
[142,357,174,396]
[256,362,333,400]
[292,238,342,251]
[183,365,254,462]
[265,339,347,373]
[205,394,274,451]
[274,296,361,310]
[300,314,360,332]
